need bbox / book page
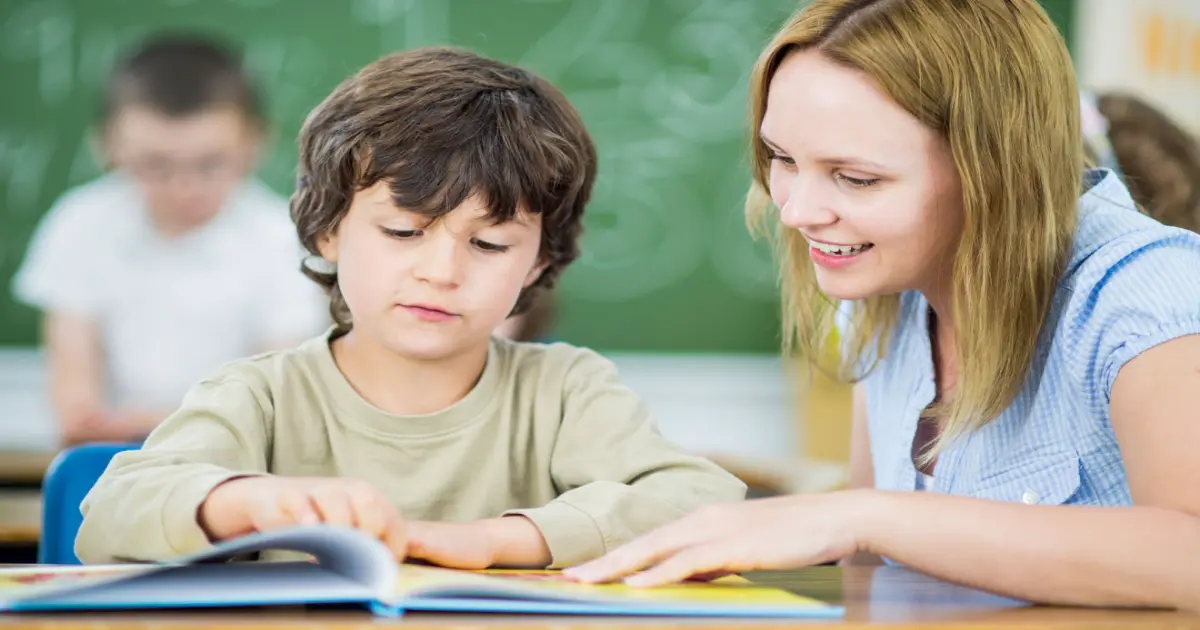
[0,565,154,607]
[173,525,398,597]
[391,566,831,610]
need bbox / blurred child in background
[11,33,326,446]
[1082,90,1200,232]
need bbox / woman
[566,0,1200,609]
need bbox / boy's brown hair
[292,47,597,330]
[104,32,263,126]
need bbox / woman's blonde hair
[747,0,1085,454]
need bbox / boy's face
[320,180,546,361]
[103,105,260,236]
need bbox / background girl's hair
[1095,92,1200,233]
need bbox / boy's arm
[45,312,174,443]
[13,197,128,444]
[75,374,272,564]
[505,351,748,568]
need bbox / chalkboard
[0,0,1075,352]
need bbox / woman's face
[761,50,963,302]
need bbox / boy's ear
[523,260,548,288]
[316,231,340,264]
[241,119,269,171]
[89,127,113,171]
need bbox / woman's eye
[769,151,796,166]
[835,172,880,188]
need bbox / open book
[0,525,843,618]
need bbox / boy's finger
[381,512,408,560]
[309,486,354,528]
[278,489,319,526]
[345,485,387,538]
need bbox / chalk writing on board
[352,0,449,52]
[518,0,636,83]
[245,36,330,188]
[226,0,282,7]
[708,170,778,301]
[76,25,146,90]
[67,135,101,186]
[646,6,759,143]
[245,36,329,111]
[516,0,775,301]
[0,129,57,221]
[77,26,121,91]
[515,0,708,301]
[568,172,707,303]
[352,0,412,25]
[2,0,74,105]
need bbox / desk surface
[0,491,40,544]
[0,566,1194,628]
[0,450,55,485]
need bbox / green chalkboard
[0,0,1075,352]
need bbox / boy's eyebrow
[481,208,535,228]
[503,213,533,227]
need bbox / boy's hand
[407,516,551,570]
[199,476,407,559]
[406,521,499,569]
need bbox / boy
[11,33,326,445]
[76,47,746,569]
[495,290,556,342]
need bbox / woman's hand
[565,491,875,587]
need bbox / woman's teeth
[811,242,873,256]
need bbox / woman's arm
[860,492,1200,608]
[568,336,1200,610]
[842,384,883,566]
[847,384,873,489]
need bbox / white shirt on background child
[12,173,327,413]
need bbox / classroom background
[0,0,1197,541]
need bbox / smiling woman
[567,0,1200,611]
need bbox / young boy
[495,290,556,342]
[11,33,326,446]
[76,47,746,570]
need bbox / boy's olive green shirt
[76,330,746,567]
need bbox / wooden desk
[0,491,40,544]
[0,566,1194,628]
[0,451,55,486]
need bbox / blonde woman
[568,0,1200,609]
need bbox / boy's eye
[472,238,510,253]
[381,227,420,239]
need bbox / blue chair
[38,442,139,564]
